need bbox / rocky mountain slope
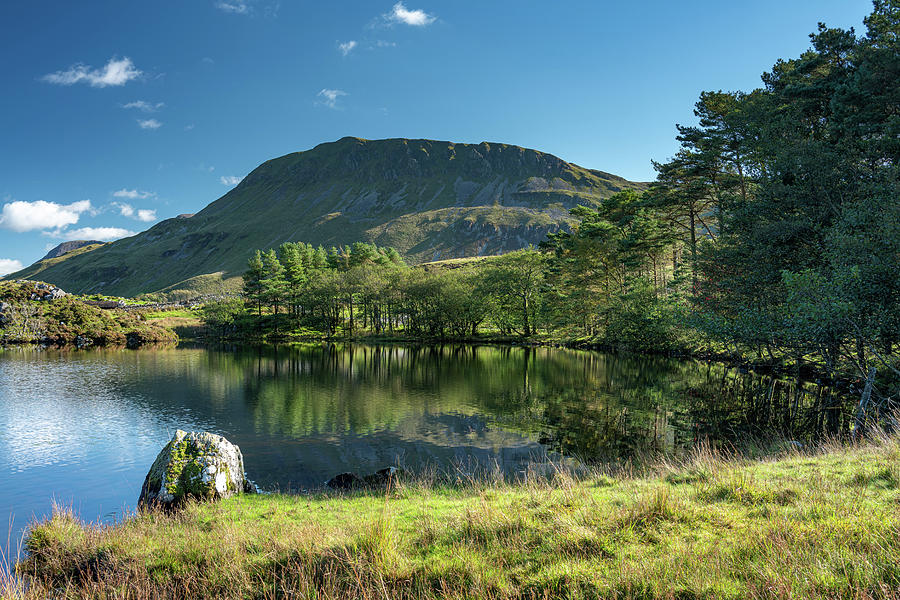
[5,137,646,297]
[42,240,104,260]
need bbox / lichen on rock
[139,430,254,509]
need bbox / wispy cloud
[137,118,162,130]
[317,88,347,109]
[220,175,244,186]
[47,227,136,242]
[376,40,398,48]
[42,57,142,88]
[0,258,23,276]
[215,1,248,13]
[338,40,358,56]
[214,1,279,17]
[122,100,164,113]
[113,202,157,222]
[385,2,435,26]
[112,189,155,200]
[0,199,92,232]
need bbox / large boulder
[138,430,254,509]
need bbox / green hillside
[5,137,646,297]
[9,242,106,282]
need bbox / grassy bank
[9,438,900,599]
[139,308,204,341]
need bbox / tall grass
[11,436,900,599]
[1,516,23,600]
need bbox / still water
[0,344,852,552]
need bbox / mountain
[5,137,647,298]
[13,241,107,285]
[42,240,105,261]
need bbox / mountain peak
[41,240,104,261]
[7,137,646,298]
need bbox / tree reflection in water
[205,344,853,471]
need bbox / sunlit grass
[13,436,900,599]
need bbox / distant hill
[5,137,647,297]
[42,240,104,261]
[13,242,107,285]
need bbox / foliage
[0,281,177,347]
[674,3,900,404]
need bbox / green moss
[164,440,187,497]
[163,440,215,501]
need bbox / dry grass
[9,437,900,599]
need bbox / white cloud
[113,201,158,222]
[137,118,162,130]
[42,57,142,88]
[376,40,397,47]
[317,88,347,109]
[339,40,358,56]
[385,2,435,26]
[0,258,23,276]
[112,189,155,200]
[48,227,136,242]
[122,100,164,113]
[220,175,244,186]
[216,1,248,13]
[0,199,92,232]
[136,209,157,222]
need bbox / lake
[0,343,852,555]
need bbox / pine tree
[242,250,265,317]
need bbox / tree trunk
[689,208,698,297]
[853,366,877,438]
[522,294,530,337]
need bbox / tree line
[205,1,899,412]
[204,240,551,341]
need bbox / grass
[10,436,900,599]
[141,310,204,341]
[142,309,200,320]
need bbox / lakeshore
[10,436,900,599]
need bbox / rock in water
[325,472,364,490]
[138,430,254,508]
[326,467,400,491]
[363,467,400,488]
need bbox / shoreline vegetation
[7,435,900,599]
[0,281,178,349]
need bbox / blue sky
[0,0,873,274]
